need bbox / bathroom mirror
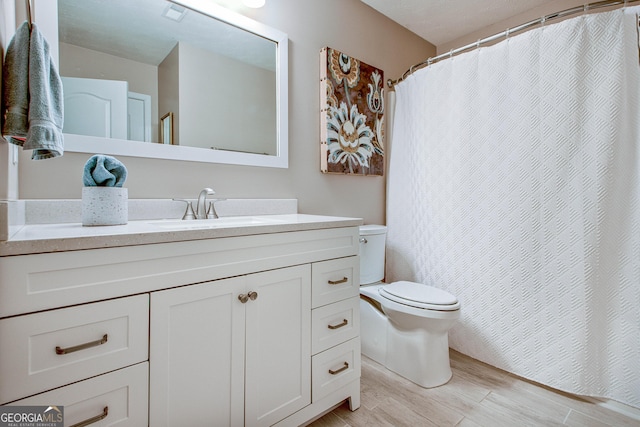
[56,0,288,167]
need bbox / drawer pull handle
[328,277,348,285]
[328,319,348,330]
[329,362,349,375]
[55,334,108,355]
[70,406,108,427]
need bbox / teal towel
[1,22,29,143]
[1,22,64,160]
[83,155,127,187]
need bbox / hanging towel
[1,22,64,160]
[83,154,128,187]
[1,22,30,144]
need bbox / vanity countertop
[0,214,363,257]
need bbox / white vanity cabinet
[149,265,311,427]
[0,223,361,426]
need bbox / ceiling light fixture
[162,3,187,22]
[242,0,265,8]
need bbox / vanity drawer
[312,256,359,308]
[0,294,149,404]
[11,362,149,426]
[311,338,361,402]
[312,297,359,355]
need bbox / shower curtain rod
[388,0,640,87]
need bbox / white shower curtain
[387,7,640,408]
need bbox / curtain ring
[427,57,433,66]
[505,28,510,39]
[449,49,454,58]
[476,39,481,48]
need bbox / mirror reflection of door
[127,92,152,142]
[61,76,128,139]
[62,77,151,141]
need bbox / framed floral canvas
[320,47,384,175]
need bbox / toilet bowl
[359,225,460,388]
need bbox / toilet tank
[359,225,387,285]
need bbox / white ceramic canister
[82,187,128,226]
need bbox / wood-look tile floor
[309,350,640,427]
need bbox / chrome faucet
[196,188,215,219]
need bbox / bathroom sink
[149,216,286,230]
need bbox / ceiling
[58,0,275,69]
[360,0,555,47]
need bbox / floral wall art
[320,47,384,175]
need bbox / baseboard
[580,397,640,421]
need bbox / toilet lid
[380,281,460,311]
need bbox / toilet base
[384,321,453,388]
[360,296,388,365]
[359,293,455,388]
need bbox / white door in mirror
[62,77,128,140]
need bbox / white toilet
[359,224,460,388]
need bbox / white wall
[16,0,435,226]
[179,42,277,155]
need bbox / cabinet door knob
[239,292,258,303]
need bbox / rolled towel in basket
[83,154,128,187]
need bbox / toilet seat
[380,281,460,311]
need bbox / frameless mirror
[56,0,288,167]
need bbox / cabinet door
[150,277,245,427]
[245,265,311,427]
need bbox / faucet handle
[173,199,196,220]
[206,198,227,219]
